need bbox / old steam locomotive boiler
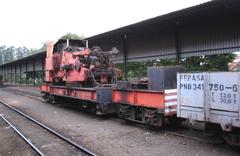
[41,39,121,114]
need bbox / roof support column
[3,66,5,81]
[33,58,35,86]
[26,60,28,85]
[175,31,181,64]
[14,63,16,84]
[6,66,8,82]
[11,64,13,84]
[20,61,22,85]
[14,63,17,84]
[123,34,128,81]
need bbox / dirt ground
[0,86,240,156]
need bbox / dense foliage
[0,46,27,64]
[117,53,236,79]
[0,45,46,65]
[183,54,236,71]
[60,33,84,40]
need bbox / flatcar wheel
[45,94,50,103]
[116,105,124,118]
[143,108,163,127]
[96,104,103,115]
[42,93,47,100]
[118,104,134,119]
[49,95,56,104]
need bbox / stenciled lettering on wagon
[209,83,238,105]
[179,74,204,81]
[179,74,204,91]
[209,84,238,92]
[179,83,204,90]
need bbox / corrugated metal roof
[86,0,231,41]
[0,51,46,67]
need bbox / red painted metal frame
[112,89,165,109]
[40,84,97,102]
[40,84,50,93]
[112,89,177,116]
[41,84,177,116]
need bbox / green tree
[182,54,236,71]
[60,33,84,40]
[15,47,25,59]
[117,53,235,79]
[3,46,15,63]
[182,56,205,71]
[117,59,177,79]
[0,46,6,65]
[22,46,31,57]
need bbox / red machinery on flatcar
[41,39,121,114]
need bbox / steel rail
[159,130,223,144]
[126,120,223,144]
[0,99,97,156]
[0,115,44,156]
[4,88,44,102]
[159,130,217,143]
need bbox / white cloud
[0,0,210,48]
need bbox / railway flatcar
[41,39,121,114]
[177,72,240,146]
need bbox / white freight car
[177,72,240,146]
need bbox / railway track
[0,116,38,156]
[3,87,44,101]
[0,115,44,156]
[0,99,97,156]
[123,119,224,145]
[2,87,225,145]
[159,128,224,144]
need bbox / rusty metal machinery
[41,39,121,114]
[45,39,121,87]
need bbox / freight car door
[177,73,207,121]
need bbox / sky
[0,0,210,49]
